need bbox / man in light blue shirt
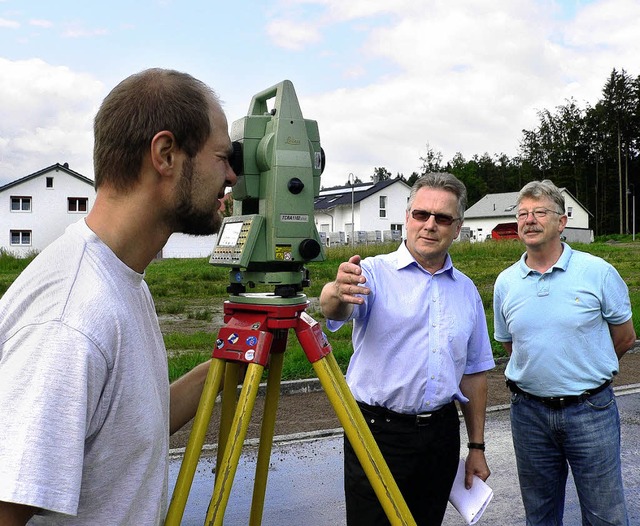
[494,179,636,526]
[321,173,494,526]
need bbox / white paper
[448,458,494,525]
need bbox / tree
[419,143,443,174]
[448,153,488,206]
[602,68,636,233]
[372,167,392,182]
[406,171,420,187]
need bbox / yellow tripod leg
[313,353,417,526]
[249,351,284,525]
[204,362,264,526]
[217,362,243,470]
[165,358,225,526]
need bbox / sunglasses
[410,209,461,226]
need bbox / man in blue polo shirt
[494,179,636,525]
[321,173,495,525]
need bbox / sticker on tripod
[227,333,239,345]
[246,335,258,347]
[233,271,243,282]
[244,349,255,361]
[216,338,224,349]
[300,312,317,326]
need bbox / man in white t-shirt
[0,68,238,525]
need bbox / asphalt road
[168,384,640,526]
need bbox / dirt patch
[170,347,640,450]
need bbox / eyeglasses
[515,208,563,222]
[411,209,461,226]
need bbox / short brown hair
[93,68,220,191]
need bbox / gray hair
[407,172,468,219]
[517,180,565,214]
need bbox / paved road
[169,385,640,525]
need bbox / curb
[272,343,640,397]
[170,345,640,457]
[169,382,640,458]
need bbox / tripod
[164,294,416,525]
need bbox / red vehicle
[491,222,519,240]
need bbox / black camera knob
[299,238,321,260]
[287,178,305,194]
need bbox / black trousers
[344,402,460,526]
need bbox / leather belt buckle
[542,396,570,409]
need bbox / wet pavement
[169,385,640,525]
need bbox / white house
[314,178,411,244]
[463,188,593,243]
[0,163,96,256]
[1,163,224,259]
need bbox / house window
[391,224,402,231]
[379,195,387,218]
[10,230,31,246]
[68,197,89,213]
[46,177,54,188]
[567,206,573,218]
[11,196,31,212]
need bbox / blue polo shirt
[493,243,632,397]
[326,242,494,414]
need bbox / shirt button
[426,401,431,406]
[431,375,435,380]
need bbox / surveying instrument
[164,80,416,525]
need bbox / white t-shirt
[0,220,170,525]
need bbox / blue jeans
[510,386,628,526]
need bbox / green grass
[3,238,640,382]
[161,238,640,381]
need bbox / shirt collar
[517,242,572,277]
[397,241,456,278]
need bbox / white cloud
[61,26,109,38]
[0,59,103,185]
[289,0,640,187]
[29,19,53,28]
[266,18,322,50]
[1,0,638,193]
[0,17,19,28]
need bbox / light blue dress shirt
[493,243,632,396]
[326,242,494,414]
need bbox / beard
[171,157,223,236]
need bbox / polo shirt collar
[517,242,572,277]
[396,241,456,278]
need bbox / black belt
[357,401,456,426]
[506,379,612,409]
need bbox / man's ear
[150,130,179,177]
[558,213,568,233]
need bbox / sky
[1,0,639,189]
